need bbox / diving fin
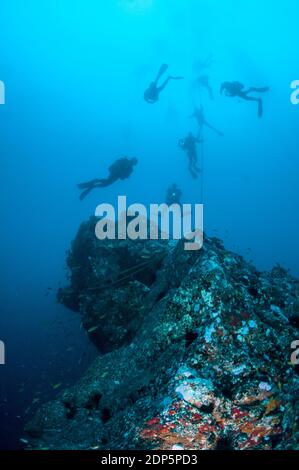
[79,186,95,200]
[155,63,168,83]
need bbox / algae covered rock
[24,218,299,450]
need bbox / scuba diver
[190,105,223,137]
[196,75,214,100]
[178,132,203,179]
[144,64,184,104]
[166,183,182,206]
[220,81,270,117]
[78,157,138,200]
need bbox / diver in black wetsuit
[78,157,138,200]
[220,81,270,117]
[178,132,203,179]
[166,183,182,206]
[190,105,223,137]
[144,64,184,104]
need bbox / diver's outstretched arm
[240,95,263,117]
[157,76,184,93]
[204,119,223,136]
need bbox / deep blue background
[0,0,298,449]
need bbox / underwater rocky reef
[24,217,299,450]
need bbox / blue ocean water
[0,0,298,449]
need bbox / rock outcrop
[24,217,299,450]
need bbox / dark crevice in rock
[289,315,299,329]
[185,330,198,348]
[63,402,76,420]
[155,290,168,303]
[218,379,235,400]
[200,403,215,414]
[84,392,102,410]
[215,436,234,450]
[101,408,111,423]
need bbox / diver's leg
[241,95,263,117]
[77,178,101,189]
[154,64,168,84]
[193,168,199,178]
[157,77,171,93]
[188,159,197,178]
[190,158,200,178]
[79,176,117,199]
[94,178,111,188]
[193,159,201,173]
[95,175,119,188]
[190,168,198,179]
